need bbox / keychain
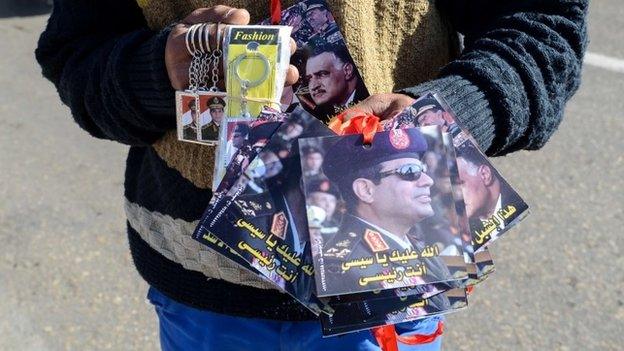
[232,41,271,118]
[176,22,228,145]
[197,22,228,145]
[223,25,291,119]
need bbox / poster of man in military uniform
[304,0,341,45]
[305,127,465,296]
[199,95,226,143]
[176,94,199,142]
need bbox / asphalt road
[1,2,623,350]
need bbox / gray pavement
[1,2,623,350]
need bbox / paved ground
[1,2,623,350]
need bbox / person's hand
[349,93,416,120]
[165,5,299,90]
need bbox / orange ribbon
[328,109,383,143]
[372,321,444,351]
[396,321,444,345]
[372,325,399,351]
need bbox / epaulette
[322,230,361,261]
[234,192,275,217]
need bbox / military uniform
[307,21,341,47]
[304,0,342,46]
[200,96,225,142]
[318,128,460,296]
[182,123,198,141]
[321,214,456,296]
[225,170,316,302]
[200,122,219,141]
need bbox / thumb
[354,94,416,120]
[353,94,394,118]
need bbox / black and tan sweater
[36,0,588,319]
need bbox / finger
[354,94,414,120]
[184,6,250,25]
[353,95,392,117]
[289,38,297,55]
[284,65,300,87]
[384,96,416,119]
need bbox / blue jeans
[147,287,443,351]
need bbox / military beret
[208,96,226,109]
[306,178,340,198]
[322,129,428,182]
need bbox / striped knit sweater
[36,0,588,320]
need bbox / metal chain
[240,83,250,117]
[209,23,223,92]
[185,23,223,92]
[198,52,211,90]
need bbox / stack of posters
[192,0,529,336]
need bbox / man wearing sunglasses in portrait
[321,128,455,297]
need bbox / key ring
[199,23,211,53]
[209,22,224,92]
[232,41,270,90]
[214,22,223,57]
[185,24,197,55]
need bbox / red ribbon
[372,326,399,351]
[396,321,444,345]
[328,109,383,143]
[270,0,281,25]
[372,321,444,351]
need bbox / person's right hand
[165,5,299,91]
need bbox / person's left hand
[348,93,416,120]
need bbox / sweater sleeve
[400,0,589,156]
[35,0,176,146]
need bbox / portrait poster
[386,93,530,252]
[300,126,468,297]
[175,91,201,144]
[206,121,466,311]
[197,92,227,145]
[261,0,370,121]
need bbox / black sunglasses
[378,163,428,181]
